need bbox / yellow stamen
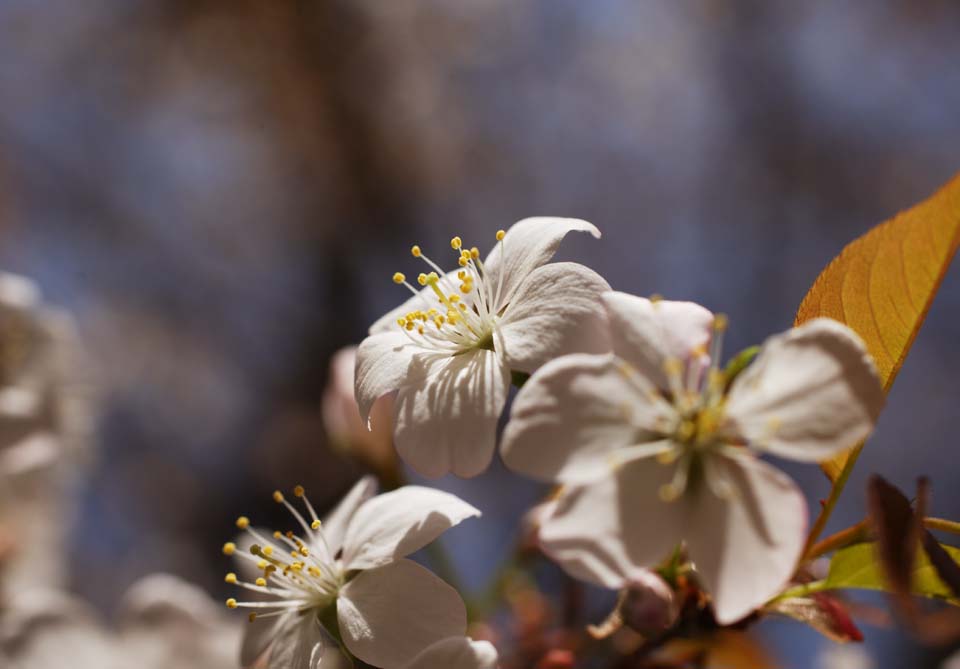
[293,485,305,497]
[417,273,428,286]
[225,573,238,584]
[495,229,505,241]
[272,491,284,503]
[311,519,321,530]
[255,577,267,587]
[411,245,422,257]
[222,542,236,556]
[450,236,462,250]
[392,272,405,284]
[235,516,250,530]
[226,598,238,609]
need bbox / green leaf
[825,542,960,605]
[722,345,759,391]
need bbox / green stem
[806,519,871,560]
[803,441,864,557]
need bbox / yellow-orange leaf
[796,173,960,480]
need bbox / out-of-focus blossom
[401,636,498,669]
[0,575,239,669]
[502,292,884,623]
[0,272,94,590]
[355,217,610,478]
[817,643,874,669]
[226,476,479,668]
[321,346,395,476]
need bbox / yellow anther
[495,229,505,241]
[272,491,284,503]
[273,531,282,539]
[392,272,405,284]
[225,573,238,584]
[417,325,425,335]
[255,577,267,587]
[470,247,480,259]
[449,295,460,302]
[426,272,439,284]
[450,236,462,249]
[309,566,322,577]
[434,317,444,329]
[226,598,238,609]
[222,542,236,556]
[649,293,663,304]
[235,516,250,530]
[458,257,468,267]
[257,560,268,570]
[396,318,405,327]
[285,531,294,539]
[713,314,729,331]
[293,485,305,497]
[417,273,428,286]
[300,546,310,556]
[311,519,321,530]
[248,613,257,623]
[460,283,473,294]
[411,245,422,257]
[405,321,415,331]
[264,565,276,575]
[262,545,274,557]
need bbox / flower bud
[620,571,677,637]
[321,346,395,474]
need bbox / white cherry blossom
[355,217,610,478]
[501,292,885,624]
[224,477,480,669]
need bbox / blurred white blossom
[401,636,498,669]
[356,217,610,478]
[0,574,239,669]
[226,477,479,668]
[502,292,884,623]
[0,272,94,590]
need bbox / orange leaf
[796,173,960,480]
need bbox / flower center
[390,231,506,354]
[222,486,344,623]
[655,315,739,503]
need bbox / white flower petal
[482,217,601,312]
[601,292,715,390]
[539,458,683,589]
[369,270,465,335]
[354,331,417,425]
[722,318,884,462]
[319,476,378,558]
[266,611,325,669]
[497,262,611,373]
[402,637,499,669]
[685,453,807,624]
[338,559,467,669]
[342,486,480,571]
[394,348,510,478]
[241,611,293,668]
[501,353,675,484]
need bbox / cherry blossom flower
[224,477,480,669]
[355,217,610,478]
[501,292,884,623]
[400,636,498,669]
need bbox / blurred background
[0,1,959,667]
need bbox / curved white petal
[722,318,884,462]
[501,353,675,484]
[394,348,510,478]
[685,453,807,624]
[539,458,683,588]
[241,612,290,668]
[498,262,611,373]
[601,292,715,391]
[342,486,480,571]
[354,331,418,424]
[482,217,601,312]
[319,476,378,559]
[266,611,325,669]
[338,559,467,669]
[369,270,466,335]
[402,637,499,669]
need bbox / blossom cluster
[220,216,886,667]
